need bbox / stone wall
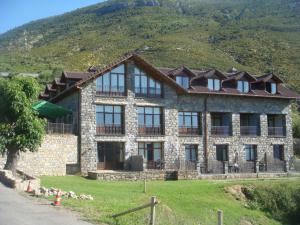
[0,134,78,176]
[79,60,294,174]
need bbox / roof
[63,71,90,80]
[39,53,300,101]
[32,101,72,120]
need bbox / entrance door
[97,142,124,170]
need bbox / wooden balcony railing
[211,126,231,136]
[138,126,162,135]
[96,125,123,135]
[179,126,200,135]
[96,86,125,96]
[268,126,286,137]
[240,126,259,136]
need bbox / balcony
[47,122,74,134]
[240,126,259,136]
[179,126,201,136]
[268,126,286,137]
[96,125,123,135]
[138,125,162,135]
[211,126,231,136]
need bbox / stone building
[40,53,300,176]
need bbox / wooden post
[217,210,223,225]
[144,179,147,193]
[149,196,156,225]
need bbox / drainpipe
[204,96,209,173]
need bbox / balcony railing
[259,159,285,172]
[47,122,74,134]
[268,126,286,137]
[211,126,231,136]
[138,125,162,135]
[179,126,200,135]
[96,125,123,135]
[240,126,259,136]
[96,86,125,96]
[135,87,162,98]
[147,160,164,170]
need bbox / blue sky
[0,0,105,34]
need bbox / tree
[0,77,45,175]
[292,109,300,138]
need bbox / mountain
[0,0,300,92]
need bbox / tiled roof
[39,53,300,101]
[63,71,91,80]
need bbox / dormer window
[176,76,189,89]
[208,79,221,91]
[266,82,277,94]
[237,81,249,93]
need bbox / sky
[0,0,105,34]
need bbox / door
[97,142,124,170]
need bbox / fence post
[144,179,147,193]
[150,196,156,225]
[217,210,223,225]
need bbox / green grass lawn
[40,176,300,225]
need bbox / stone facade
[79,60,294,174]
[0,135,78,176]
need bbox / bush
[244,183,300,224]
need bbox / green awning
[32,100,72,120]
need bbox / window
[216,145,228,161]
[134,67,162,97]
[138,107,162,135]
[266,82,277,94]
[244,145,257,161]
[273,145,284,160]
[138,142,163,169]
[237,81,249,93]
[96,105,123,134]
[268,114,286,137]
[208,79,221,91]
[176,76,189,89]
[96,64,125,95]
[185,145,198,161]
[178,112,201,135]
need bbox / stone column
[196,161,201,175]
[284,160,289,172]
[255,161,260,173]
[223,161,228,174]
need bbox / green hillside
[1,0,300,92]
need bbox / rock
[67,191,77,199]
[225,185,246,201]
[33,189,41,196]
[79,194,94,200]
[40,187,48,194]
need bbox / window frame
[95,105,124,134]
[134,67,162,98]
[176,76,189,89]
[96,64,126,96]
[207,78,221,91]
[244,145,257,161]
[237,80,250,93]
[273,145,284,161]
[178,111,201,135]
[185,145,198,161]
[266,82,277,94]
[216,145,229,161]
